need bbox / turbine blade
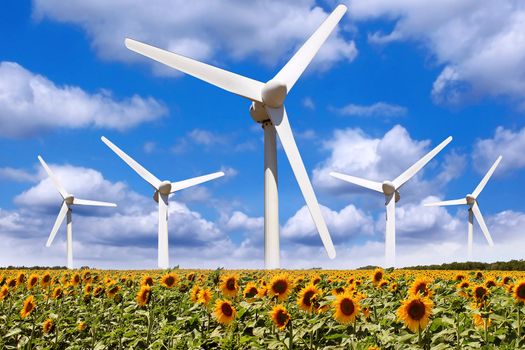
[472,155,502,198]
[471,202,494,246]
[266,105,336,259]
[424,198,467,207]
[330,171,383,193]
[101,136,161,189]
[38,156,68,199]
[170,171,224,193]
[125,38,264,102]
[273,5,347,93]
[392,136,453,189]
[46,202,68,247]
[73,198,117,207]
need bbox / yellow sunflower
[198,288,212,305]
[141,275,154,287]
[472,313,492,329]
[214,299,236,325]
[70,273,81,286]
[190,285,201,303]
[472,285,489,304]
[51,287,63,299]
[161,273,178,288]
[513,280,525,303]
[42,318,55,333]
[41,273,52,288]
[270,305,290,330]
[136,285,151,306]
[20,295,36,319]
[16,272,26,287]
[409,278,432,298]
[243,282,259,301]
[0,285,9,301]
[484,279,496,288]
[397,295,433,332]
[268,274,292,301]
[372,269,383,284]
[220,274,239,298]
[27,274,39,290]
[106,283,120,298]
[297,284,321,312]
[77,321,87,332]
[333,293,360,324]
[502,275,513,286]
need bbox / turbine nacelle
[466,194,476,205]
[249,101,269,123]
[64,195,74,205]
[382,181,396,195]
[261,80,287,108]
[158,181,172,195]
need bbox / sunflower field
[0,268,524,349]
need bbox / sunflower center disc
[407,300,425,321]
[340,298,355,316]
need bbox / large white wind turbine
[330,136,452,267]
[124,5,347,269]
[101,136,224,269]
[38,156,117,269]
[424,156,502,259]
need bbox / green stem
[518,305,521,346]
[288,320,293,350]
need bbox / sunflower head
[190,285,201,303]
[27,274,39,289]
[214,299,236,325]
[484,279,496,288]
[7,278,16,288]
[198,288,212,305]
[42,318,55,333]
[93,286,104,298]
[141,275,154,287]
[269,274,292,302]
[455,274,466,281]
[106,283,120,298]
[378,280,388,289]
[41,273,52,287]
[409,278,432,297]
[243,283,259,301]
[397,295,434,332]
[20,295,36,319]
[513,280,525,303]
[161,273,178,288]
[372,269,383,284]
[502,275,513,285]
[71,273,81,286]
[472,285,489,304]
[220,274,239,298]
[136,285,151,306]
[82,271,92,284]
[333,293,360,324]
[0,285,9,301]
[77,321,87,332]
[52,287,63,299]
[332,286,346,295]
[270,305,291,330]
[475,271,483,280]
[297,284,321,312]
[16,272,26,287]
[472,313,492,329]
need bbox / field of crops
[0,268,524,349]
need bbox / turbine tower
[424,156,502,259]
[38,156,117,269]
[124,5,348,268]
[101,136,224,269]
[330,136,452,267]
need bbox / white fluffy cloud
[349,0,525,106]
[32,0,357,74]
[0,62,167,137]
[472,126,525,174]
[333,101,407,117]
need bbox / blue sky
[0,0,524,269]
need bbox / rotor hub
[64,195,74,205]
[261,79,287,108]
[382,181,396,195]
[158,181,172,195]
[249,101,269,123]
[466,194,476,205]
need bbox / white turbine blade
[472,156,502,198]
[125,38,264,103]
[73,198,117,207]
[101,136,161,189]
[330,171,383,193]
[424,198,467,207]
[471,202,494,246]
[38,156,68,199]
[392,136,453,189]
[170,171,224,193]
[273,5,347,93]
[266,105,336,259]
[46,202,68,247]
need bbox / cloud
[349,0,525,106]
[0,167,39,183]
[472,126,525,175]
[32,0,357,75]
[302,97,316,110]
[188,129,228,146]
[332,101,407,117]
[0,62,167,138]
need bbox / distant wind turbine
[425,156,502,259]
[330,136,452,267]
[39,156,117,269]
[101,136,224,269]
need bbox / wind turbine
[38,156,117,269]
[424,156,502,259]
[124,5,347,269]
[330,136,452,267]
[101,136,224,269]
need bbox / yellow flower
[77,321,87,331]
[409,278,432,298]
[141,275,154,287]
[27,274,39,289]
[190,285,201,303]
[513,280,525,303]
[243,283,258,301]
[472,313,492,329]
[333,294,360,324]
[161,273,178,288]
[214,299,236,325]
[42,318,55,333]
[70,273,81,286]
[198,288,212,305]
[297,284,321,312]
[41,273,52,288]
[219,274,238,298]
[372,269,383,284]
[0,285,8,301]
[268,274,292,302]
[106,283,120,298]
[136,285,151,306]
[20,295,36,319]
[397,296,433,332]
[270,305,290,330]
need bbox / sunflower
[7,278,16,288]
[71,273,81,286]
[84,284,93,295]
[141,275,154,287]
[220,274,239,298]
[136,285,151,306]
[190,285,201,303]
[333,293,360,324]
[186,272,195,282]
[82,271,92,284]
[372,269,383,284]
[41,273,52,288]
[106,283,120,298]
[397,295,433,332]
[485,279,496,288]
[51,287,63,299]
[332,286,346,295]
[513,280,525,303]
[0,285,9,301]
[472,285,489,304]
[243,283,259,301]
[198,288,212,305]
[409,278,432,297]
[214,299,236,325]
[475,271,483,280]
[20,295,36,319]
[472,313,492,329]
[42,318,55,333]
[455,274,466,281]
[297,284,321,312]
[161,273,178,288]
[312,275,321,285]
[502,275,513,286]
[27,274,39,290]
[270,305,290,330]
[93,286,104,298]
[378,280,388,289]
[16,272,26,287]
[268,274,292,301]
[77,321,87,332]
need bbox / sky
[0,0,524,269]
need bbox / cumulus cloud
[0,62,167,138]
[32,0,357,75]
[349,0,525,106]
[332,101,407,117]
[0,167,39,183]
[472,126,525,175]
